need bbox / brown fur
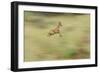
[48,22,62,37]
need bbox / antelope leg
[59,32,62,37]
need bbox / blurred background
[24,11,90,62]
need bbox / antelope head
[58,21,62,28]
[59,21,62,26]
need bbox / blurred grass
[24,11,90,62]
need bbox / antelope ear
[59,21,62,26]
[59,21,61,24]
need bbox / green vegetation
[24,11,90,62]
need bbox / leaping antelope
[48,21,62,37]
